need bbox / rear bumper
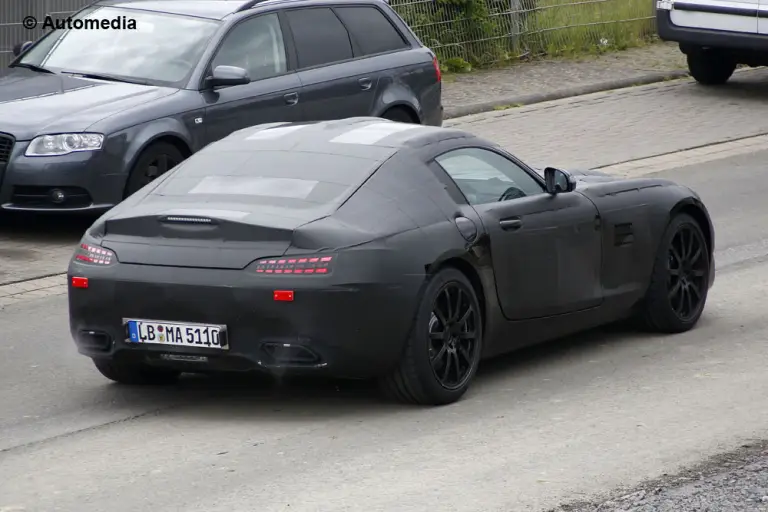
[68,261,425,379]
[657,9,768,52]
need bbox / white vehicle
[656,0,765,85]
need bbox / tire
[687,51,736,86]
[381,107,418,124]
[93,358,180,385]
[124,142,185,198]
[379,268,483,405]
[639,213,711,333]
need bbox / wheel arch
[379,103,421,123]
[122,132,194,198]
[428,257,487,333]
[128,133,194,169]
[122,120,196,180]
[147,134,194,159]
[669,198,714,256]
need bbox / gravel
[549,442,768,512]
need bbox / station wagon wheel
[381,106,418,124]
[380,267,483,405]
[428,283,479,391]
[124,142,185,198]
[639,213,711,333]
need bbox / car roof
[97,0,390,20]
[212,118,479,162]
[96,0,252,19]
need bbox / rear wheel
[639,213,711,333]
[124,142,185,198]
[380,268,483,405]
[687,50,736,85]
[381,106,418,123]
[93,358,180,385]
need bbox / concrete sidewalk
[442,41,688,117]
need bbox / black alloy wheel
[380,267,483,405]
[667,223,708,322]
[640,213,710,333]
[428,283,479,391]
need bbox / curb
[443,70,691,119]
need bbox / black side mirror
[205,65,249,88]
[12,41,33,57]
[544,167,576,194]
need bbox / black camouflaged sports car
[68,117,715,405]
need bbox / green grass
[526,0,656,58]
[393,0,656,69]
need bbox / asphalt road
[2,148,768,511]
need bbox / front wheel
[687,51,736,85]
[124,142,185,198]
[379,268,483,405]
[639,213,711,333]
[93,358,180,385]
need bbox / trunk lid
[101,206,327,269]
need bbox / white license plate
[124,319,228,349]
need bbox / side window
[211,14,287,82]
[435,148,545,205]
[334,6,409,56]
[284,8,354,68]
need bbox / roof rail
[234,0,272,12]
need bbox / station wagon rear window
[334,6,409,56]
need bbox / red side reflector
[273,290,294,302]
[432,56,441,82]
[71,276,89,289]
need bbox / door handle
[284,92,299,105]
[499,218,522,231]
[358,77,372,90]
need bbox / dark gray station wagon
[0,0,442,212]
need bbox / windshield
[17,6,220,86]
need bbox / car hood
[0,68,178,140]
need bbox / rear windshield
[152,149,379,209]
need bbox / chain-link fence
[391,0,656,67]
[0,0,656,70]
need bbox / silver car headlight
[25,133,104,156]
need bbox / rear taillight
[253,254,336,275]
[74,243,116,266]
[432,56,441,82]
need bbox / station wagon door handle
[499,218,523,231]
[358,78,372,90]
[284,92,299,105]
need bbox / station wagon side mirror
[206,65,250,88]
[544,167,576,194]
[12,41,33,57]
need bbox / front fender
[120,118,194,175]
